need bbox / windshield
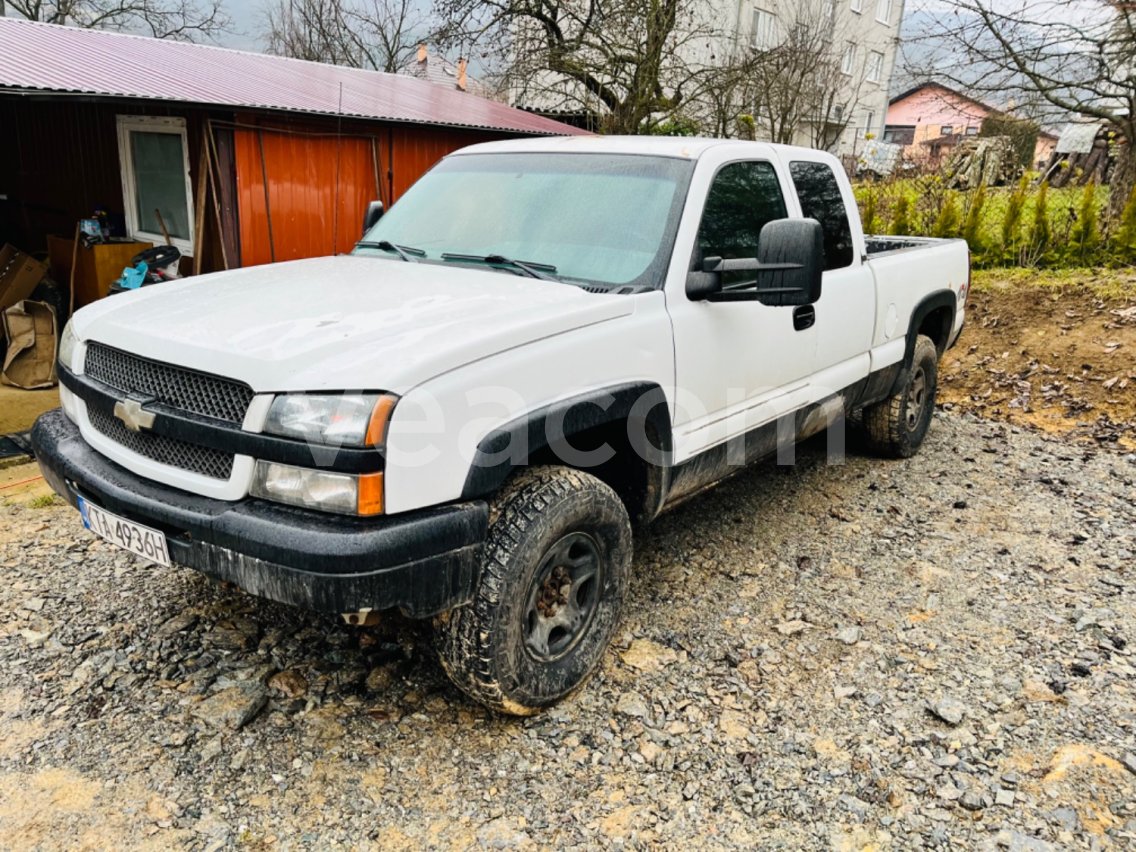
[356,153,694,290]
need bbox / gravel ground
[1,412,1134,850]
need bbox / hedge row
[853,176,1136,268]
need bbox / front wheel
[861,334,939,459]
[434,466,632,715]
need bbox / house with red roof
[0,18,582,292]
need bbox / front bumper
[31,409,488,617]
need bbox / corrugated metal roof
[0,18,585,136]
[1056,123,1103,155]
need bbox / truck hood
[73,256,633,393]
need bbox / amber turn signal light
[357,472,385,516]
[365,395,398,447]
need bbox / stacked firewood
[1042,129,1114,187]
[943,136,1020,189]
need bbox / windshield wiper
[441,253,559,281]
[356,240,425,262]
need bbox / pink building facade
[885,83,1055,168]
[885,84,988,146]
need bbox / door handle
[793,305,816,331]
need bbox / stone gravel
[1,412,1134,849]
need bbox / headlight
[263,393,397,447]
[58,319,78,371]
[250,461,384,516]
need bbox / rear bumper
[31,408,488,617]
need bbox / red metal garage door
[234,125,381,267]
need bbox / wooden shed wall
[0,98,232,272]
[1,98,515,274]
[231,114,500,267]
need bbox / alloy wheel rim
[523,532,604,663]
[906,367,928,431]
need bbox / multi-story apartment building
[729,0,905,154]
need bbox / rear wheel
[861,334,939,458]
[434,466,632,715]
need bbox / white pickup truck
[34,137,968,714]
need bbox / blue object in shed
[115,261,148,290]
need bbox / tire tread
[861,334,939,459]
[435,466,630,715]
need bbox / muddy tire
[862,334,939,459]
[434,466,632,715]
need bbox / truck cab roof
[451,135,836,164]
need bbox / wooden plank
[205,121,230,270]
[193,128,211,276]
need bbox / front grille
[85,343,254,424]
[88,406,235,481]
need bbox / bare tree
[806,51,865,153]
[906,0,1136,217]
[750,7,853,148]
[693,4,867,151]
[431,0,719,134]
[5,0,230,40]
[264,0,432,73]
[695,49,761,139]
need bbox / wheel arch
[880,291,955,400]
[907,290,957,361]
[460,382,673,526]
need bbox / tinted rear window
[789,161,854,270]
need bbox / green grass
[25,494,60,509]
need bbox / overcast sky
[216,1,266,51]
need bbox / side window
[789,161,854,270]
[694,161,787,288]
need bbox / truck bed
[863,235,969,356]
[864,235,955,257]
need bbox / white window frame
[116,115,195,256]
[875,0,893,24]
[850,0,863,13]
[867,50,884,82]
[865,111,876,137]
[751,8,777,50]
[841,43,857,75]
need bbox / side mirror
[362,200,384,235]
[753,218,825,306]
[686,218,825,305]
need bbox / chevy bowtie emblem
[113,398,156,432]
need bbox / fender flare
[460,382,673,501]
[905,290,957,363]
[886,290,956,398]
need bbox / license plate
[78,497,171,567]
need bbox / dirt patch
[941,270,1136,450]
[0,461,54,510]
[0,384,58,435]
[0,768,192,850]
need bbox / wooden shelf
[47,237,154,309]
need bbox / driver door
[668,159,818,462]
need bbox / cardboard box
[2,300,57,389]
[0,244,48,313]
